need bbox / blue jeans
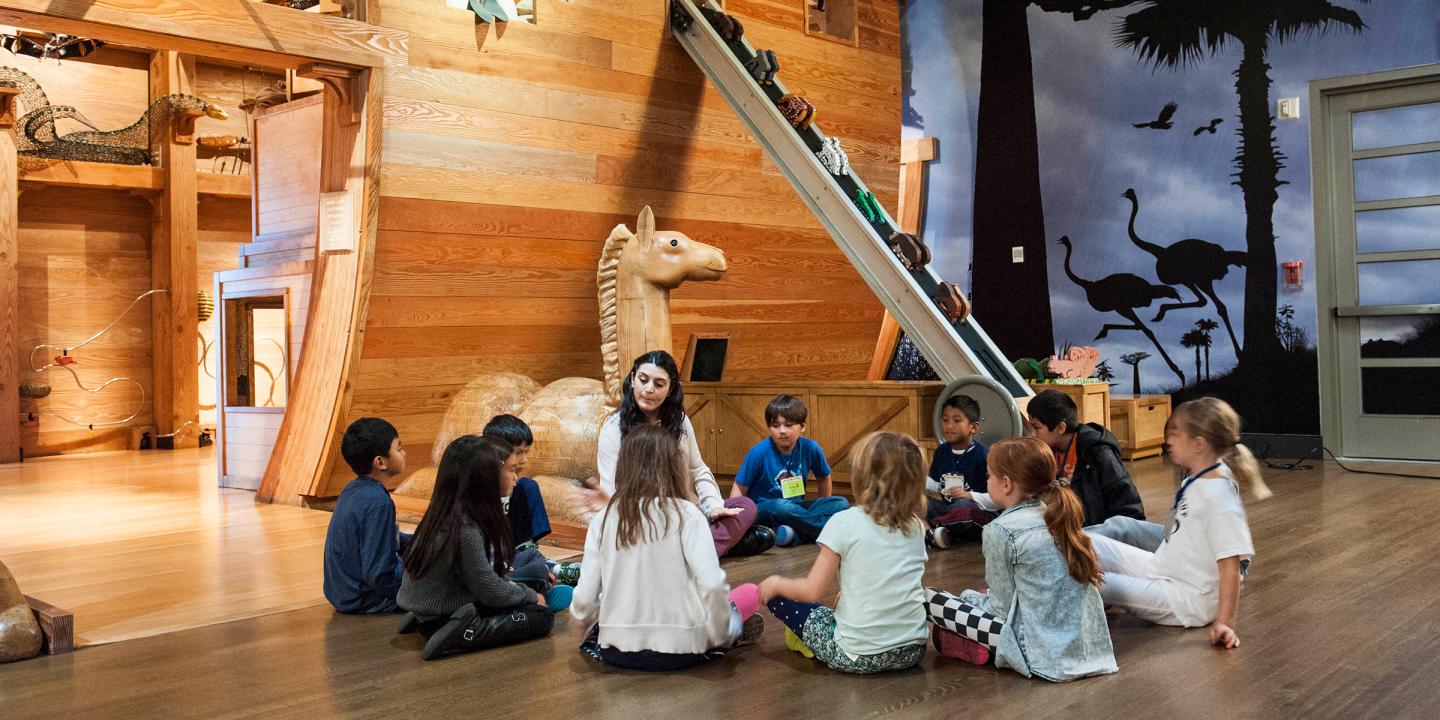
[1085,515,1165,552]
[756,496,850,544]
[508,477,552,545]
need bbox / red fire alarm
[1282,260,1304,292]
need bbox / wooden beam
[0,86,19,463]
[19,160,163,192]
[149,51,200,448]
[870,136,938,380]
[23,595,74,655]
[0,0,406,70]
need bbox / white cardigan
[570,499,735,654]
[596,413,723,516]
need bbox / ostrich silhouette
[1059,235,1186,386]
[1122,188,1247,355]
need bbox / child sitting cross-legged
[397,435,572,661]
[924,436,1117,682]
[572,425,764,671]
[482,414,580,586]
[729,394,849,547]
[759,431,930,674]
[924,394,994,549]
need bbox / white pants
[1089,534,1194,627]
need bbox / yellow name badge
[778,471,806,499]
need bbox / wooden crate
[1027,381,1111,429]
[1111,394,1172,460]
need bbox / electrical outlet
[1012,246,1024,263]
[1277,97,1300,120]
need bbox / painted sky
[902,0,1440,391]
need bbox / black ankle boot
[728,525,776,557]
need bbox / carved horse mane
[597,219,635,403]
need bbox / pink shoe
[730,583,761,620]
[932,626,992,665]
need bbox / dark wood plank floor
[5,457,1440,719]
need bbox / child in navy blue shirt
[323,417,412,613]
[481,414,552,547]
[925,394,994,549]
[729,395,849,546]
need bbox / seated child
[483,413,581,586]
[323,417,412,614]
[573,425,764,671]
[924,436,1117,682]
[397,435,572,660]
[759,431,929,674]
[1018,390,1145,526]
[1086,398,1271,649]
[729,395,848,547]
[924,394,993,548]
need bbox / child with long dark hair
[573,425,764,671]
[398,435,570,660]
[925,436,1116,682]
[1087,397,1270,649]
[591,350,768,557]
[759,431,930,674]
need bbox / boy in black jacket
[1026,390,1145,526]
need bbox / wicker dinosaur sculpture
[390,207,728,525]
[0,66,227,165]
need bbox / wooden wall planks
[317,0,901,498]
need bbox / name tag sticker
[778,470,805,499]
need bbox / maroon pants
[710,496,758,557]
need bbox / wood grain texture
[0,0,407,69]
[10,458,1436,720]
[0,92,17,463]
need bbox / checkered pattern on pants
[924,587,1003,650]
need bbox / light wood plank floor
[4,454,1440,719]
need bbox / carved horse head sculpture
[598,206,728,402]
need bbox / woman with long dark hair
[593,350,768,557]
[398,435,569,660]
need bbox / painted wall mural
[901,0,1440,433]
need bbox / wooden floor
[4,454,1440,718]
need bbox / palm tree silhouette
[1195,318,1219,378]
[1181,329,1207,384]
[1116,0,1367,367]
[1120,351,1151,395]
[1122,187,1247,354]
[1059,236,1186,385]
[971,0,1141,359]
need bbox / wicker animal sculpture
[0,67,227,165]
[391,207,728,525]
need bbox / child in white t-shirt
[1087,397,1273,648]
[759,431,930,674]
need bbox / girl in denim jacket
[924,436,1117,682]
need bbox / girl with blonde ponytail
[924,436,1117,682]
[1087,397,1265,650]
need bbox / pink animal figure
[1047,346,1101,379]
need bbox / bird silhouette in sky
[1193,117,1224,135]
[1134,102,1178,130]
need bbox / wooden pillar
[149,51,200,447]
[0,86,19,463]
[868,137,938,380]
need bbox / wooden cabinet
[686,381,945,497]
[1111,394,1172,460]
[1027,381,1111,428]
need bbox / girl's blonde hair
[849,431,926,533]
[605,424,696,549]
[1171,397,1273,501]
[989,436,1102,586]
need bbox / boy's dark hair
[341,417,399,476]
[482,414,533,447]
[942,394,983,424]
[765,394,808,426]
[1028,390,1078,432]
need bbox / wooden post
[149,51,200,447]
[0,86,20,463]
[868,137,938,381]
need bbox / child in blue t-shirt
[925,394,994,549]
[729,395,849,546]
